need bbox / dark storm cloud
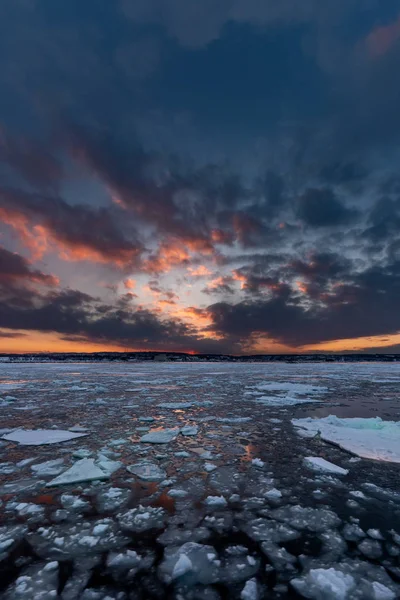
[0,245,58,286]
[206,259,400,347]
[297,188,359,227]
[0,128,63,190]
[0,282,236,353]
[362,197,400,243]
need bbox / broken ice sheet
[31,459,65,476]
[140,428,180,443]
[292,415,400,463]
[158,402,193,409]
[127,461,166,481]
[46,458,115,487]
[2,429,87,445]
[181,425,199,436]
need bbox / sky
[1,1,400,355]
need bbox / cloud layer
[0,0,400,353]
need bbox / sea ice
[292,415,400,463]
[304,457,349,475]
[127,461,166,481]
[117,505,166,533]
[241,578,258,600]
[46,458,110,486]
[181,425,199,436]
[96,487,131,512]
[3,561,59,600]
[28,519,129,559]
[265,488,282,500]
[291,567,355,599]
[140,428,180,443]
[205,496,228,508]
[2,429,87,445]
[31,459,65,476]
[271,505,341,532]
[158,542,220,585]
[158,402,193,409]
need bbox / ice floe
[292,415,400,463]
[127,461,166,481]
[304,456,349,475]
[2,428,88,445]
[140,428,180,443]
[46,457,117,487]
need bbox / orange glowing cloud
[124,278,136,290]
[232,270,247,289]
[366,14,400,57]
[143,239,192,273]
[187,265,212,277]
[0,206,138,268]
[296,280,308,294]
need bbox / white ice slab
[140,428,180,444]
[304,457,349,475]
[181,426,198,436]
[46,459,109,487]
[2,429,87,446]
[292,415,400,463]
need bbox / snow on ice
[292,415,400,463]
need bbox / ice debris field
[0,361,399,599]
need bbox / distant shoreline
[1,352,400,363]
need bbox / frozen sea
[0,361,400,599]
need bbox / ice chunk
[265,488,282,500]
[181,425,199,436]
[241,578,258,600]
[261,541,296,571]
[31,459,65,476]
[172,554,193,579]
[127,461,166,481]
[367,529,384,540]
[46,458,109,486]
[271,505,341,532]
[205,496,227,508]
[27,519,128,559]
[251,458,265,468]
[3,561,59,599]
[292,415,400,463]
[106,549,154,582]
[61,494,89,511]
[118,505,166,533]
[168,489,189,498]
[96,487,131,512]
[358,538,382,559]
[291,567,355,599]
[2,428,87,445]
[140,428,180,443]
[13,502,44,519]
[95,454,122,476]
[304,457,348,475]
[204,463,217,472]
[371,582,396,600]
[159,542,220,585]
